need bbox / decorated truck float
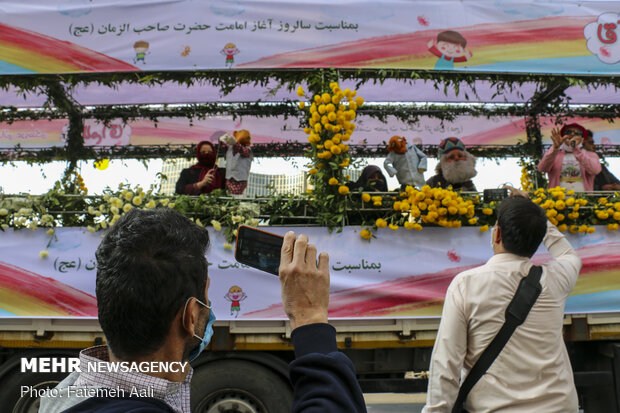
[2,0,620,412]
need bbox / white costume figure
[383,136,428,189]
[219,130,253,195]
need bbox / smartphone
[483,188,508,203]
[235,225,284,276]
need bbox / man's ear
[494,225,502,244]
[181,298,201,337]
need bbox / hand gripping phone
[235,225,284,276]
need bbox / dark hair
[437,30,467,47]
[496,197,547,258]
[348,165,388,192]
[95,208,210,359]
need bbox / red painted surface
[0,23,138,72]
[0,261,97,316]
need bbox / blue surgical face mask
[184,298,216,362]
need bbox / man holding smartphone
[279,232,367,412]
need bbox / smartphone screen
[235,225,284,276]
[483,188,508,204]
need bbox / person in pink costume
[537,123,601,191]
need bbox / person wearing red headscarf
[537,123,601,191]
[175,141,226,195]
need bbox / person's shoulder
[448,263,496,291]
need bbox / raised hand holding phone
[279,232,330,331]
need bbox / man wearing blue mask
[39,208,214,413]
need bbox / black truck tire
[191,359,293,413]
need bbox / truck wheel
[191,359,293,413]
[0,370,68,413]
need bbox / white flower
[109,197,122,207]
[39,250,49,259]
[246,218,261,227]
[211,220,222,231]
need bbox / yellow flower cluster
[404,185,475,229]
[520,166,534,192]
[298,82,363,198]
[533,187,595,233]
[365,186,476,235]
[75,173,88,194]
[98,186,172,229]
[593,196,620,230]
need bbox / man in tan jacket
[423,187,580,412]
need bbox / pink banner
[3,116,620,149]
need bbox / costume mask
[387,136,407,154]
[234,129,252,146]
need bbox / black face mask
[366,178,387,191]
[197,152,216,167]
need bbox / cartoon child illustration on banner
[225,285,247,318]
[220,43,240,68]
[133,41,150,64]
[427,30,471,70]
